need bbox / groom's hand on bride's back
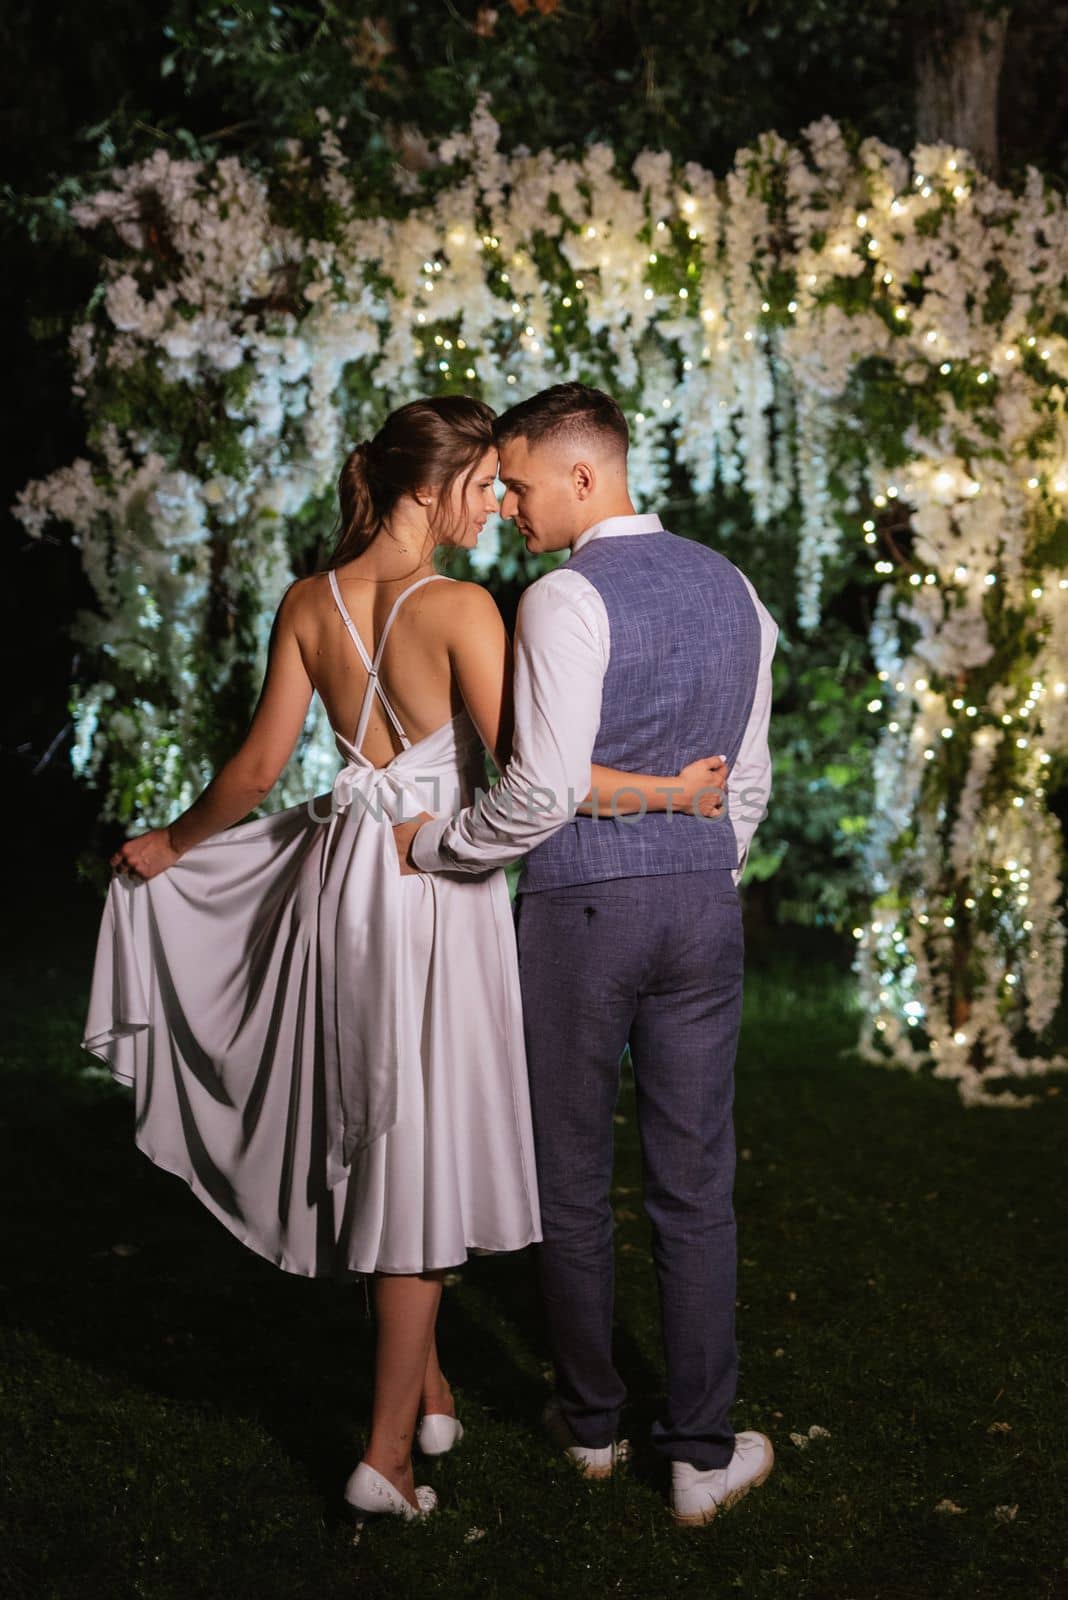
[676,755,729,818]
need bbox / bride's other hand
[393,813,435,876]
[677,755,729,818]
[109,827,181,881]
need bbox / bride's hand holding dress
[110,826,180,880]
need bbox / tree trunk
[914,6,1010,174]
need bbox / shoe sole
[670,1440,776,1528]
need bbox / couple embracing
[87,382,779,1529]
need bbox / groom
[397,382,778,1525]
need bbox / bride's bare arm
[582,757,728,818]
[446,583,515,773]
[112,583,314,877]
[168,582,314,855]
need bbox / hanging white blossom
[13,107,1068,1104]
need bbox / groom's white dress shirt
[411,512,778,885]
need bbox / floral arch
[16,104,1068,1104]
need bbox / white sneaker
[671,1431,774,1526]
[542,1399,630,1480]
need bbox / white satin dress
[82,571,541,1277]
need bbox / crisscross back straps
[327,569,450,752]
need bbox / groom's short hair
[493,382,629,457]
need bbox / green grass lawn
[1,883,1065,1600]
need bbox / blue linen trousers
[516,866,743,1470]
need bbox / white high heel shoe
[343,1461,437,1521]
[417,1412,464,1456]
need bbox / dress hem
[83,1040,545,1279]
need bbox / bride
[87,393,727,1523]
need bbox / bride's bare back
[290,562,512,772]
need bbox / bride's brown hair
[327,395,496,567]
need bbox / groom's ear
[572,460,595,501]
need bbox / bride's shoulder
[423,579,504,642]
[275,573,320,615]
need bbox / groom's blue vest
[519,530,763,893]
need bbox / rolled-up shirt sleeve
[729,577,779,884]
[410,569,607,874]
